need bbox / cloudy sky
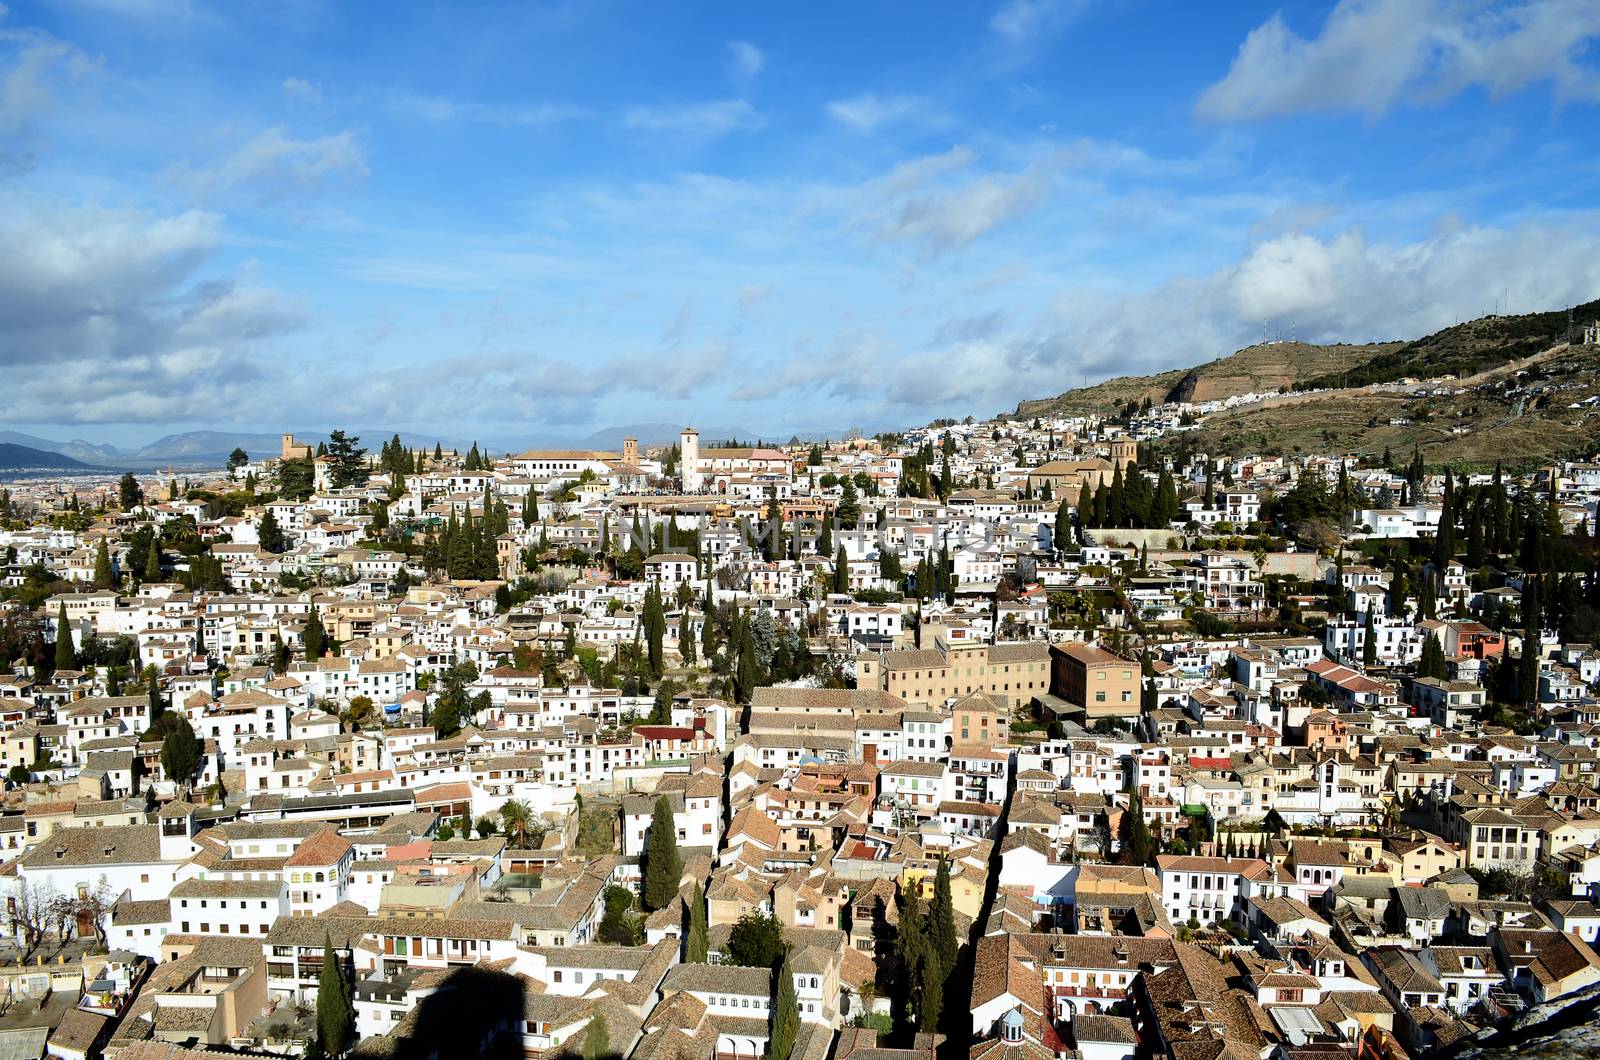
[4,0,1600,446]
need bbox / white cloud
[623,98,762,138]
[281,76,321,104]
[990,0,1057,44]
[1198,0,1600,121]
[172,127,366,200]
[989,0,1090,56]
[387,93,584,126]
[1035,218,1600,388]
[0,202,304,423]
[826,92,922,132]
[737,283,771,311]
[726,40,764,85]
[730,214,1600,421]
[853,146,1057,260]
[0,36,95,132]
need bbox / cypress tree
[1155,467,1179,527]
[896,886,928,1035]
[1076,481,1093,529]
[143,536,162,582]
[305,606,327,660]
[735,624,759,704]
[315,932,353,1057]
[1521,581,1541,703]
[160,717,200,790]
[93,539,112,587]
[1418,576,1436,621]
[769,951,799,1060]
[928,858,958,976]
[642,795,683,910]
[1054,498,1072,551]
[833,545,849,595]
[679,609,696,667]
[701,586,717,661]
[53,602,75,672]
[258,509,285,554]
[1362,609,1377,668]
[645,584,665,677]
[687,883,709,962]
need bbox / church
[678,427,792,499]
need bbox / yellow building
[857,638,1050,709]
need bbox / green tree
[927,858,958,975]
[895,885,932,1034]
[833,545,849,596]
[160,717,201,790]
[582,1013,612,1060]
[700,586,717,661]
[147,675,164,723]
[734,622,760,704]
[1054,498,1072,551]
[599,885,642,945]
[325,430,369,489]
[499,799,533,847]
[679,609,696,667]
[226,447,249,473]
[769,950,799,1060]
[836,477,860,530]
[304,606,327,660]
[1123,791,1156,866]
[118,472,142,511]
[315,932,353,1057]
[643,584,665,677]
[276,458,314,501]
[53,602,75,672]
[258,509,286,554]
[642,795,683,910]
[92,540,112,587]
[725,911,785,968]
[1361,609,1377,668]
[143,536,162,582]
[686,883,709,962]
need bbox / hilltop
[1016,299,1600,420]
[1012,299,1600,465]
[1015,338,1404,417]
[1184,339,1600,467]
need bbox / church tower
[680,428,701,492]
[1109,438,1137,471]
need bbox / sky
[4,0,1600,448]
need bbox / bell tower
[1109,439,1137,470]
[680,428,701,492]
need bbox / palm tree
[499,799,533,847]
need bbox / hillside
[1297,298,1600,390]
[1015,339,1403,417]
[0,443,97,470]
[1186,340,1600,467]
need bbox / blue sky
[3,0,1600,447]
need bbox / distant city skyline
[4,0,1600,446]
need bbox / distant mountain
[129,431,286,462]
[0,431,127,466]
[0,443,97,470]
